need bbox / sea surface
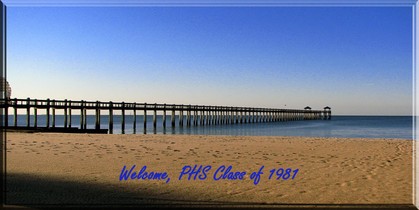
[7,115,413,139]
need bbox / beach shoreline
[5,133,413,205]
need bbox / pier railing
[0,98,331,134]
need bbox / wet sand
[5,133,413,206]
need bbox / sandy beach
[4,133,413,206]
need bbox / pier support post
[121,102,125,134]
[262,111,265,122]
[222,108,225,124]
[153,103,157,130]
[219,108,222,124]
[34,99,37,128]
[219,108,221,124]
[95,101,100,130]
[109,101,113,134]
[26,98,30,127]
[13,98,17,127]
[187,106,191,126]
[208,110,211,125]
[228,108,232,124]
[235,109,238,124]
[68,100,72,128]
[202,109,205,125]
[215,108,218,125]
[260,111,263,122]
[209,109,212,125]
[64,99,68,128]
[267,111,270,122]
[133,105,137,134]
[179,106,183,127]
[260,110,263,123]
[220,108,223,125]
[52,100,56,128]
[261,111,263,122]
[79,100,83,129]
[171,107,175,127]
[212,109,215,125]
[144,103,147,133]
[229,109,233,124]
[194,109,198,126]
[255,111,258,123]
[213,109,216,125]
[46,98,51,128]
[212,108,215,125]
[163,104,166,129]
[83,106,87,130]
[206,108,210,125]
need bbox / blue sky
[7,6,412,115]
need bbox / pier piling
[144,103,147,134]
[109,101,113,134]
[121,102,125,134]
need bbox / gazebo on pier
[323,106,331,120]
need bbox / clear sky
[7,6,412,115]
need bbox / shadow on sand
[4,172,417,210]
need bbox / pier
[0,98,331,134]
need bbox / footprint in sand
[364,175,373,180]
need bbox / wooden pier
[0,98,331,134]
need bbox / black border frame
[0,0,417,209]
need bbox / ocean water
[7,115,413,139]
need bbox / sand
[4,133,413,206]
